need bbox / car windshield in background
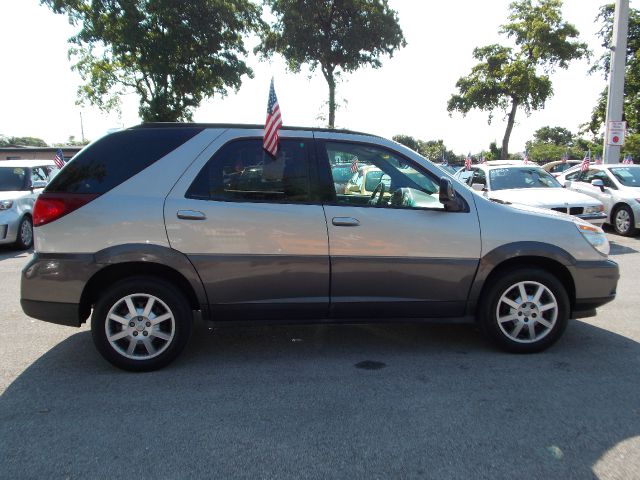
[0,167,27,191]
[489,167,562,191]
[332,166,353,182]
[610,167,640,187]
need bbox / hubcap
[20,219,32,246]
[496,281,558,344]
[616,210,631,233]
[105,293,175,360]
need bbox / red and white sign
[607,121,626,146]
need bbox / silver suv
[20,125,619,371]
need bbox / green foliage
[42,0,263,121]
[392,135,456,161]
[623,133,640,159]
[588,4,640,134]
[54,135,90,147]
[258,0,406,128]
[0,135,48,147]
[448,0,588,159]
[524,125,605,161]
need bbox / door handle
[177,210,207,220]
[332,217,360,227]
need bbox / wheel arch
[467,242,577,315]
[609,201,631,224]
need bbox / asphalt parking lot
[1,232,639,479]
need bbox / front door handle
[177,210,207,220]
[332,217,360,227]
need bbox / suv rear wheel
[91,276,192,371]
[479,268,569,353]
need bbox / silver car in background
[558,163,640,236]
[0,160,58,249]
[454,161,607,226]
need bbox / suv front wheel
[479,268,569,353]
[91,276,192,371]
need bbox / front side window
[323,142,444,210]
[610,167,640,187]
[187,138,311,203]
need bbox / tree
[54,136,90,147]
[588,4,640,136]
[258,0,406,128]
[42,0,263,121]
[392,135,456,162]
[0,135,48,147]
[448,0,588,159]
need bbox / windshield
[0,167,27,191]
[332,166,353,183]
[489,167,562,191]
[610,167,640,187]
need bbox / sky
[0,0,636,156]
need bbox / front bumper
[576,212,607,226]
[568,259,619,318]
[0,209,21,244]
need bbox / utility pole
[80,111,85,143]
[603,0,630,164]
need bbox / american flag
[53,148,65,169]
[595,154,602,165]
[561,152,568,163]
[350,156,359,173]
[580,151,591,172]
[479,153,486,164]
[523,151,529,164]
[263,78,282,156]
[623,154,633,164]
[464,153,472,171]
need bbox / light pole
[603,0,630,164]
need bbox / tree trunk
[501,99,519,159]
[327,73,336,128]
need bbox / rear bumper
[20,299,81,327]
[568,259,619,318]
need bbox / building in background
[0,146,82,161]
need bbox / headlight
[0,200,13,210]
[575,221,609,256]
[584,205,604,214]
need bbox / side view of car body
[21,125,619,371]
[0,159,58,249]
[557,163,640,236]
[454,161,607,226]
[541,160,582,177]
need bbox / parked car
[330,162,355,194]
[453,161,607,226]
[557,163,640,236]
[0,159,58,249]
[436,163,458,175]
[541,160,581,177]
[21,124,618,371]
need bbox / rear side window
[186,138,311,203]
[46,127,202,194]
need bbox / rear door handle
[177,210,207,220]
[332,217,360,227]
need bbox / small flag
[523,151,529,164]
[350,156,359,173]
[623,154,633,164]
[263,78,282,157]
[53,148,65,169]
[479,153,486,164]
[580,151,591,172]
[464,153,472,171]
[595,154,602,165]
[561,152,568,163]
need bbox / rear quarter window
[46,127,202,194]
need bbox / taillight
[33,193,99,227]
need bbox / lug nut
[143,331,148,336]
[129,322,135,327]
[133,331,138,336]
[146,322,151,327]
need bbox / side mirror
[471,182,485,192]
[31,180,47,190]
[591,179,605,192]
[439,177,463,212]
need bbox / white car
[557,163,640,236]
[0,159,59,249]
[454,161,607,225]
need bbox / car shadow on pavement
[1,320,639,479]
[0,245,32,261]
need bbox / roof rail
[132,122,376,137]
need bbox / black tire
[14,216,33,250]
[478,268,569,353]
[612,204,637,236]
[91,276,192,371]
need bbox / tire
[14,216,33,250]
[91,276,192,371]
[478,268,569,353]
[613,205,637,236]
